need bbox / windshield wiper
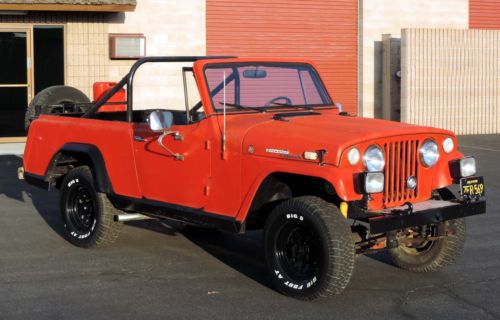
[266,102,314,111]
[218,102,265,113]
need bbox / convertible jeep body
[21,56,486,300]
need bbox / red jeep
[21,56,486,300]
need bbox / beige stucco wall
[360,0,469,118]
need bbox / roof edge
[0,3,135,12]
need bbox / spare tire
[25,85,90,131]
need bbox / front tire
[388,219,466,272]
[264,196,355,300]
[60,166,122,248]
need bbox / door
[0,27,33,138]
[132,120,212,209]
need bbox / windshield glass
[204,63,333,112]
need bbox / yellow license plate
[460,176,485,198]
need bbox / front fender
[236,155,361,221]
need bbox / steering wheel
[265,96,292,107]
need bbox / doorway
[0,25,64,140]
[34,26,64,95]
[0,27,32,138]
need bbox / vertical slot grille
[383,140,419,206]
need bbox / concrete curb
[0,143,25,156]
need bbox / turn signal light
[304,151,318,161]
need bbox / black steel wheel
[264,196,355,300]
[65,184,97,238]
[275,222,323,282]
[60,166,122,248]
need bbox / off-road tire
[264,196,355,300]
[60,166,122,248]
[25,85,90,131]
[388,218,466,272]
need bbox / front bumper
[367,199,486,234]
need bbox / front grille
[383,139,420,207]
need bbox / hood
[235,110,453,165]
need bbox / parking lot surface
[0,135,499,320]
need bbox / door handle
[134,135,147,142]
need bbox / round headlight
[420,139,440,167]
[363,145,385,172]
[443,137,454,154]
[347,148,360,166]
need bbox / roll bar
[82,56,236,122]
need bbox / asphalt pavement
[0,135,499,320]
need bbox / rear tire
[25,85,90,131]
[264,196,355,300]
[388,219,466,272]
[60,166,122,248]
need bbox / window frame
[203,62,334,114]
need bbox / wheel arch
[45,143,112,193]
[240,172,342,229]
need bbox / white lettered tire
[60,166,122,248]
[264,196,355,300]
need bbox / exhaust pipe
[115,213,153,222]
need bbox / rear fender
[46,143,112,193]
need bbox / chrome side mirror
[336,102,343,113]
[148,110,184,161]
[148,111,173,132]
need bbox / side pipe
[114,213,154,222]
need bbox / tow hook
[403,202,414,215]
[17,167,24,180]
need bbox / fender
[236,170,341,222]
[45,143,112,193]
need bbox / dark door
[0,29,32,138]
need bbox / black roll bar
[82,56,236,121]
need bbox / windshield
[204,63,333,112]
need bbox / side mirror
[148,111,173,132]
[336,102,343,113]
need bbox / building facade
[0,0,499,140]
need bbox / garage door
[206,0,358,114]
[470,0,500,29]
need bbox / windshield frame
[202,62,335,114]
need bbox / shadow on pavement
[364,251,396,266]
[181,227,272,289]
[128,220,273,290]
[1,154,273,290]
[0,155,66,239]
